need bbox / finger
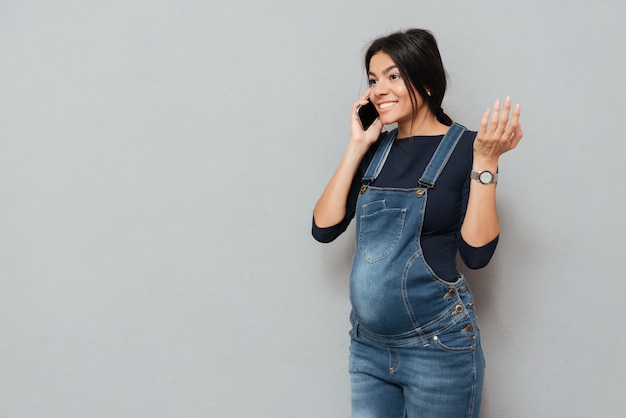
[361,88,372,102]
[353,99,366,115]
[510,102,522,125]
[509,133,523,150]
[354,89,373,115]
[369,118,383,132]
[488,99,500,133]
[508,126,523,149]
[503,103,522,141]
[478,108,490,135]
[496,96,512,135]
[510,110,524,147]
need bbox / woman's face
[367,51,427,129]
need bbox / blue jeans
[349,311,485,418]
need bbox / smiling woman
[367,54,427,134]
[311,28,523,417]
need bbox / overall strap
[418,122,466,189]
[361,129,398,186]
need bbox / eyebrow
[368,65,398,77]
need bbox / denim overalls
[349,123,485,418]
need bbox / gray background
[1,1,625,417]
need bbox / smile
[378,102,397,110]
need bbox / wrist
[472,155,499,172]
[343,140,370,164]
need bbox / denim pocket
[432,321,477,353]
[358,200,406,263]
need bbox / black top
[312,129,498,281]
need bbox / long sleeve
[311,136,383,243]
[459,235,498,269]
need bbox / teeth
[379,102,396,109]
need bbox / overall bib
[349,123,485,418]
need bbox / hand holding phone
[357,99,379,131]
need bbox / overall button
[460,285,467,292]
[454,304,464,314]
[416,189,426,197]
[444,288,457,298]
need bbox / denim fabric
[349,123,485,417]
[349,284,485,418]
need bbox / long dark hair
[365,29,452,126]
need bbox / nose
[372,80,389,97]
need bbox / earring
[426,90,432,97]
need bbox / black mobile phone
[357,99,379,131]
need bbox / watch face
[479,171,493,184]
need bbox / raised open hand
[475,97,523,162]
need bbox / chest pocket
[358,200,407,264]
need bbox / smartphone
[357,99,379,131]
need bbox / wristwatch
[470,170,498,185]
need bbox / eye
[368,78,378,86]
[390,73,401,81]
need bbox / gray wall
[2,1,625,417]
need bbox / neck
[397,113,448,138]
